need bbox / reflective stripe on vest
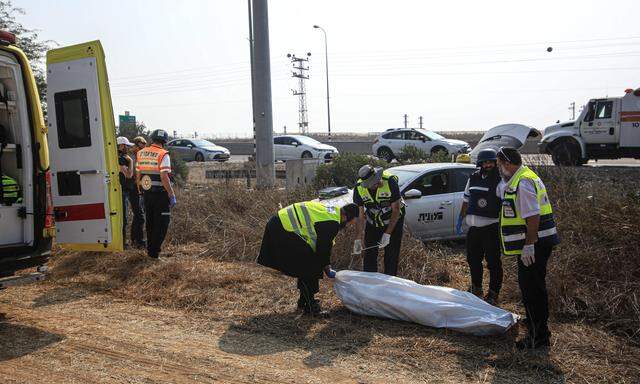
[136,144,168,186]
[356,171,404,227]
[278,201,341,252]
[1,175,22,203]
[500,166,559,255]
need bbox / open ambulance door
[45,41,123,251]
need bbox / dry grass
[45,165,640,383]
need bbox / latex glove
[352,239,362,255]
[456,216,464,235]
[379,233,391,248]
[324,266,336,279]
[521,244,535,267]
[169,195,177,208]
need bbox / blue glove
[325,268,336,278]
[456,216,464,235]
[169,195,177,208]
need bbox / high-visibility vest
[278,201,341,252]
[356,171,405,227]
[136,144,170,190]
[1,174,21,205]
[500,166,560,255]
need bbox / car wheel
[195,152,205,162]
[431,146,448,156]
[377,147,394,162]
[301,151,313,159]
[551,139,580,166]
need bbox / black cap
[342,203,359,222]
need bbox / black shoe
[484,290,499,306]
[516,336,550,350]
[300,299,328,317]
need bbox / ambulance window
[595,101,613,119]
[407,171,449,196]
[452,168,473,192]
[54,89,91,149]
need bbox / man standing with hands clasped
[496,147,560,350]
[352,165,405,276]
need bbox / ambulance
[0,31,123,287]
[539,88,640,165]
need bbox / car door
[46,40,123,251]
[580,100,619,144]
[405,130,431,153]
[382,130,405,155]
[402,169,456,240]
[273,137,285,161]
[450,166,475,237]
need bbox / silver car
[167,139,231,162]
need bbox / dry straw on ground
[48,165,640,383]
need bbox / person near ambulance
[126,136,148,248]
[136,129,176,259]
[352,165,405,276]
[496,147,560,350]
[257,201,359,316]
[117,136,134,245]
[456,149,503,305]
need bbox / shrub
[396,145,453,164]
[168,149,189,186]
[314,152,388,189]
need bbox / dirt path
[0,283,424,384]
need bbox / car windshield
[294,136,322,146]
[387,169,419,187]
[191,139,217,147]
[421,130,445,141]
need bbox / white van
[0,32,123,286]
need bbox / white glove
[379,233,391,248]
[352,239,362,255]
[521,244,535,267]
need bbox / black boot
[516,335,551,350]
[297,297,328,317]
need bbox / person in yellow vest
[257,201,360,316]
[496,147,560,350]
[136,129,176,259]
[352,165,405,276]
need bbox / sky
[13,0,640,139]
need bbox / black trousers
[297,277,319,303]
[363,218,404,276]
[518,243,553,341]
[466,223,503,294]
[143,190,171,258]
[127,190,145,246]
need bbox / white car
[273,135,338,162]
[372,128,470,162]
[319,163,477,242]
[469,124,541,164]
[167,139,231,162]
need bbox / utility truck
[0,31,123,288]
[539,88,640,165]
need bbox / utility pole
[283,125,287,135]
[249,0,275,188]
[569,102,576,120]
[418,116,423,129]
[288,53,311,134]
[404,114,408,128]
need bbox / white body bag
[334,271,519,336]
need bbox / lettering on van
[418,212,443,222]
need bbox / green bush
[397,145,453,164]
[168,150,189,186]
[314,153,388,189]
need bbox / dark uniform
[136,136,172,259]
[464,167,503,298]
[257,201,355,313]
[353,171,405,276]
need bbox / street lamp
[313,24,331,141]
